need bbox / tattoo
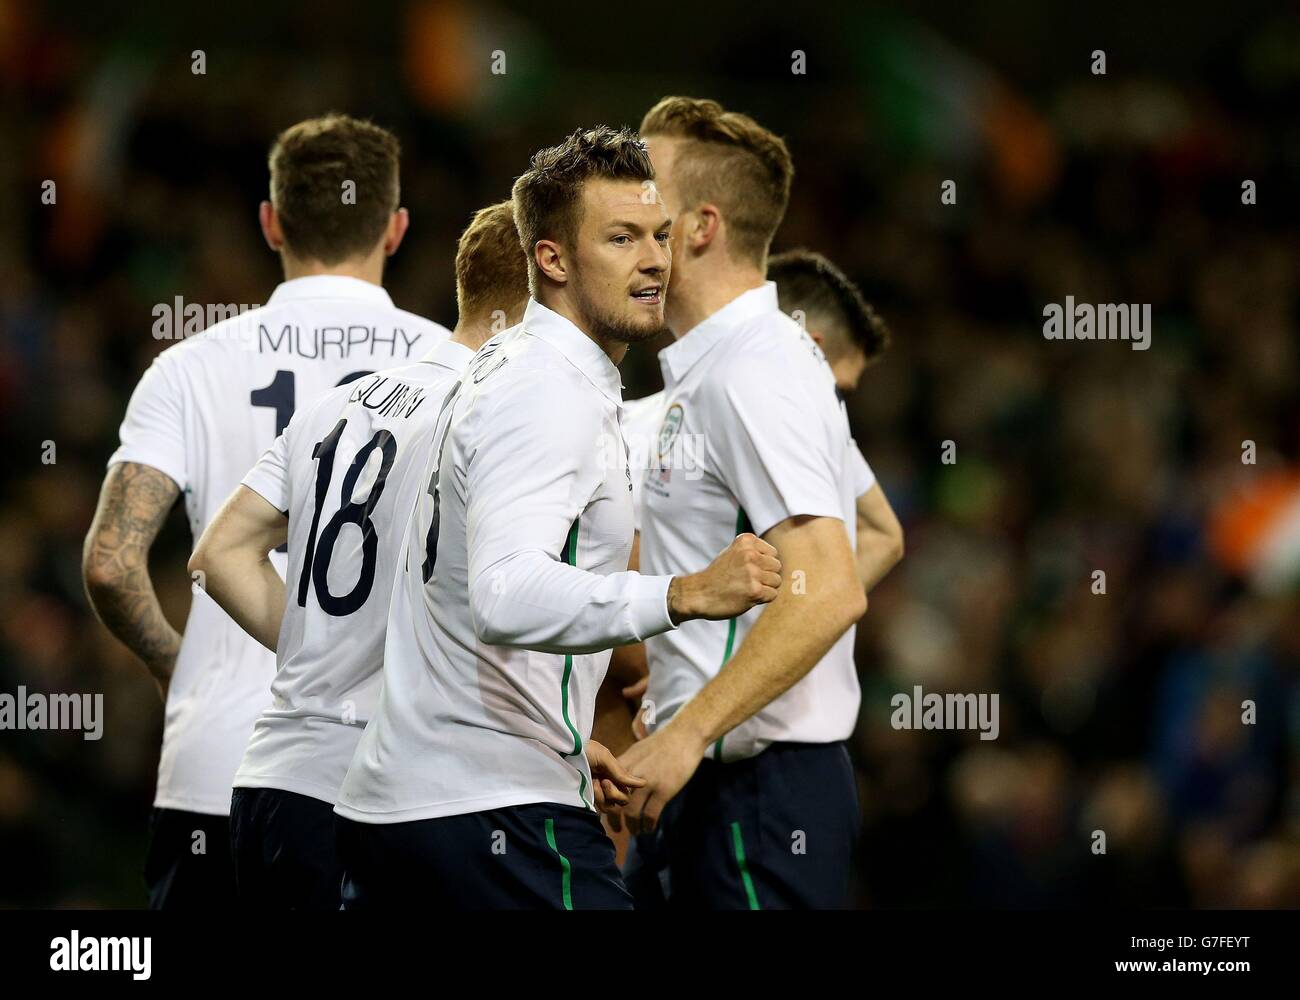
[83,462,183,680]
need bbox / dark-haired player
[83,114,448,908]
[768,248,903,593]
[334,126,782,909]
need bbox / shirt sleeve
[108,348,188,490]
[464,374,676,653]
[850,441,877,496]
[708,354,846,538]
[242,422,293,514]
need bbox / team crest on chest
[657,403,684,464]
[646,402,685,496]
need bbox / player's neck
[538,292,630,366]
[279,253,386,287]
[669,265,765,338]
[450,319,497,353]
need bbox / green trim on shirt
[559,517,583,757]
[558,518,591,809]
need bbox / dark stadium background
[2,0,1297,907]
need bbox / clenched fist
[668,532,781,623]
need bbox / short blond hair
[455,201,528,323]
[640,96,793,265]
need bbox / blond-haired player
[620,98,868,909]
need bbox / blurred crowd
[1,1,1296,906]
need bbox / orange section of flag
[1208,469,1300,573]
[403,0,475,114]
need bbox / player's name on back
[346,373,434,420]
[258,323,425,359]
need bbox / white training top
[638,282,861,763]
[235,340,473,804]
[336,299,678,824]
[109,275,449,815]
[624,396,878,527]
[850,446,876,496]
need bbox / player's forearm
[191,549,285,652]
[82,462,183,682]
[854,485,904,592]
[189,485,288,652]
[83,563,182,681]
[855,525,904,592]
[470,551,675,653]
[671,572,865,749]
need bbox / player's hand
[668,533,781,623]
[613,723,706,835]
[586,740,646,816]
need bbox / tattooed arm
[83,462,183,700]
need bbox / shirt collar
[266,275,395,308]
[522,298,624,405]
[419,338,473,372]
[659,282,779,385]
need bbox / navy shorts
[229,787,343,910]
[143,807,238,910]
[626,741,860,910]
[337,802,632,910]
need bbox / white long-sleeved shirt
[335,299,677,823]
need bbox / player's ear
[806,326,825,348]
[535,239,566,285]
[690,203,722,252]
[383,208,410,257]
[259,201,285,252]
